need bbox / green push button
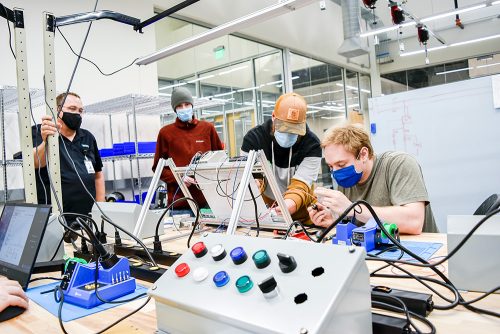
[252,249,271,269]
[235,275,254,293]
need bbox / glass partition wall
[155,17,371,157]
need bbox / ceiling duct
[337,0,369,58]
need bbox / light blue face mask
[176,107,193,122]
[274,131,298,148]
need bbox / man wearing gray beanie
[152,87,224,211]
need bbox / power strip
[129,263,166,283]
[72,250,166,283]
[371,286,433,317]
[372,313,412,334]
[113,244,180,266]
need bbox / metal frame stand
[40,9,141,212]
[42,12,63,212]
[167,150,294,235]
[133,158,166,237]
[0,6,38,203]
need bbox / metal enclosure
[150,233,372,334]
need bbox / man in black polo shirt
[32,92,105,223]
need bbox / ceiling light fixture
[420,4,487,23]
[187,74,215,84]
[158,82,187,91]
[436,67,473,76]
[335,83,371,93]
[360,22,415,37]
[136,0,316,65]
[476,62,500,69]
[400,45,448,57]
[449,33,500,47]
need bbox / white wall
[0,0,158,103]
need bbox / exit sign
[214,45,225,60]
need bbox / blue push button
[213,271,230,287]
[230,247,248,265]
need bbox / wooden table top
[1,230,499,333]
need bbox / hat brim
[274,119,306,136]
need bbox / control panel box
[91,202,164,240]
[149,233,372,334]
[447,215,500,293]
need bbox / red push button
[175,263,190,277]
[192,242,208,258]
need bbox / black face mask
[61,112,82,131]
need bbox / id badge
[84,157,95,174]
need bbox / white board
[368,75,500,232]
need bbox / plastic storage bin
[138,141,156,154]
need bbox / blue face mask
[331,164,363,188]
[176,107,193,122]
[274,131,298,148]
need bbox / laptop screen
[0,203,51,289]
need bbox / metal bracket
[133,0,200,33]
[165,158,199,214]
[43,12,63,213]
[257,150,294,227]
[226,151,258,235]
[13,8,24,28]
[12,7,37,204]
[133,158,166,238]
[55,10,140,28]
[0,2,14,22]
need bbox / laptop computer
[0,203,51,290]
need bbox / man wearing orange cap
[241,92,321,224]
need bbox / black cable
[0,3,15,60]
[364,205,500,269]
[248,184,260,237]
[56,26,139,76]
[56,286,150,334]
[325,200,500,316]
[28,277,62,284]
[372,245,403,257]
[460,286,500,306]
[93,256,147,304]
[57,214,91,243]
[283,220,318,241]
[154,196,200,238]
[371,294,413,328]
[58,0,99,111]
[99,214,158,267]
[94,297,151,334]
[372,301,436,334]
[49,236,64,261]
[30,98,48,205]
[68,219,149,304]
[315,201,361,242]
[369,258,460,309]
[43,138,63,212]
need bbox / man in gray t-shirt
[309,125,437,234]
